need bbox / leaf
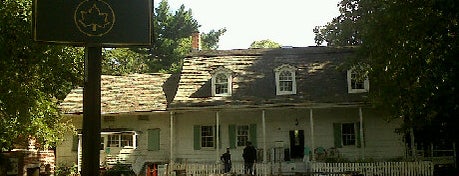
[79,4,110,31]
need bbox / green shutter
[72,135,79,151]
[193,125,201,150]
[228,124,236,149]
[249,124,257,147]
[147,129,160,151]
[355,122,361,148]
[333,123,342,148]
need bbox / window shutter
[193,125,201,150]
[249,124,257,147]
[355,122,362,148]
[333,123,342,148]
[228,124,236,149]
[72,135,79,151]
[147,129,160,151]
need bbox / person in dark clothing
[221,147,232,173]
[242,141,257,175]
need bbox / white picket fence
[169,161,433,176]
[311,161,434,176]
[172,162,271,176]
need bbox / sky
[158,0,341,50]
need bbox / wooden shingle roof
[60,73,175,114]
[171,47,368,109]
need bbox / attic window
[347,69,369,93]
[274,64,297,95]
[211,67,233,96]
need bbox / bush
[102,164,135,176]
[55,164,79,176]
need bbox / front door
[289,130,304,159]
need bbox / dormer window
[211,67,233,96]
[347,69,369,93]
[274,64,297,95]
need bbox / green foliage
[102,48,148,75]
[55,164,79,176]
[102,164,135,176]
[0,0,82,151]
[249,39,282,49]
[123,0,225,74]
[315,0,459,145]
[201,28,227,50]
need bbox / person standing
[221,147,232,173]
[242,141,257,175]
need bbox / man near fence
[221,147,232,173]
[243,141,256,175]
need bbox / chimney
[191,31,201,51]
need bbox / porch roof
[60,73,174,114]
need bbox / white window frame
[201,125,215,148]
[102,131,137,149]
[210,67,233,96]
[236,125,249,147]
[274,64,297,95]
[347,69,369,93]
[341,123,356,146]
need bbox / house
[56,47,406,175]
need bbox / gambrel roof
[60,73,176,114]
[170,47,368,109]
[60,47,368,114]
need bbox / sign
[33,0,151,46]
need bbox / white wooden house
[56,47,406,175]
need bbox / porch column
[262,110,267,163]
[216,111,220,163]
[359,107,365,160]
[170,111,174,164]
[309,109,315,161]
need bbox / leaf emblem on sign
[78,4,111,32]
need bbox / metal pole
[82,47,102,176]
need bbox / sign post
[82,47,102,176]
[33,0,152,175]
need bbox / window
[333,123,362,148]
[105,132,136,148]
[201,126,215,148]
[100,137,105,150]
[211,67,233,96]
[341,123,356,146]
[108,134,120,147]
[236,125,249,147]
[347,69,369,93]
[193,125,221,150]
[228,124,257,149]
[274,64,296,95]
[215,73,229,95]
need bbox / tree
[315,0,459,162]
[249,39,281,49]
[102,0,226,75]
[102,48,148,75]
[0,0,83,151]
[127,0,226,73]
[201,28,227,50]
